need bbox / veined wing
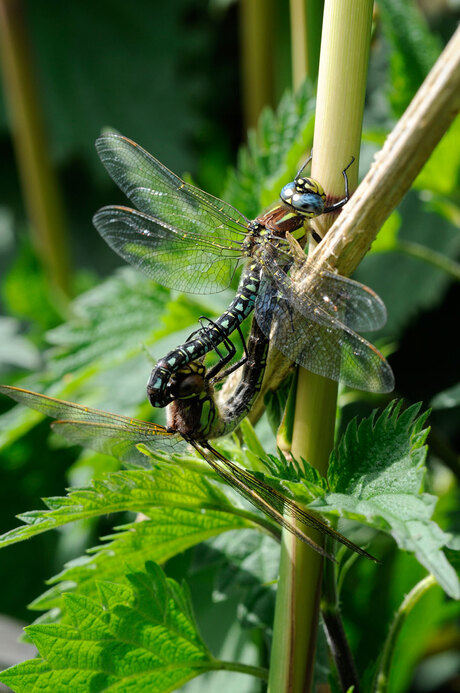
[93,206,242,293]
[201,443,377,562]
[0,386,184,466]
[255,275,394,393]
[258,240,387,332]
[95,134,249,247]
[296,268,387,332]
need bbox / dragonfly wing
[262,241,388,332]
[52,421,184,467]
[255,276,394,393]
[203,443,376,561]
[292,267,388,332]
[95,134,248,247]
[93,206,240,293]
[0,386,184,465]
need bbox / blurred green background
[0,1,459,691]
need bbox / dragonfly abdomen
[210,319,269,439]
[147,263,262,408]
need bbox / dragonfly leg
[295,150,313,179]
[322,155,355,214]
[209,323,250,384]
[188,317,238,381]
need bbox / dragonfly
[0,322,376,563]
[93,134,394,407]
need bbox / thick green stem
[0,0,72,300]
[268,2,373,691]
[372,575,437,693]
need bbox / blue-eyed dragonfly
[0,320,376,563]
[93,134,394,406]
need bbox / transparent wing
[258,239,387,332]
[0,386,184,466]
[294,268,388,332]
[255,273,394,393]
[95,134,249,245]
[93,206,241,293]
[202,443,376,562]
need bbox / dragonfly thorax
[280,177,326,218]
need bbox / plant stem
[309,24,460,279]
[268,2,373,691]
[0,0,72,301]
[290,0,308,90]
[290,0,324,90]
[213,658,269,681]
[372,575,437,693]
[395,239,460,281]
[321,540,360,692]
[239,0,275,129]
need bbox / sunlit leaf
[0,562,223,693]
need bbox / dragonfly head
[280,177,326,218]
[168,362,207,401]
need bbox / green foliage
[317,403,458,598]
[0,462,255,553]
[1,4,460,690]
[0,562,218,693]
[0,317,40,372]
[223,79,316,218]
[378,0,441,115]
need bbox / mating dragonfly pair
[0,134,393,562]
[93,134,394,405]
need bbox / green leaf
[311,402,460,598]
[194,531,278,632]
[0,268,213,449]
[431,383,460,410]
[0,463,255,552]
[223,79,316,218]
[46,268,170,378]
[367,211,401,254]
[0,317,41,371]
[414,117,460,199]
[0,562,217,693]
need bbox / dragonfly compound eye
[280,178,326,218]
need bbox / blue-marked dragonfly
[0,320,376,563]
[93,134,394,406]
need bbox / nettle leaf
[0,562,222,693]
[46,268,170,377]
[378,0,441,116]
[31,507,248,615]
[223,79,316,219]
[194,530,279,633]
[310,401,460,599]
[0,463,255,553]
[0,316,41,371]
[431,383,460,410]
[0,269,214,449]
